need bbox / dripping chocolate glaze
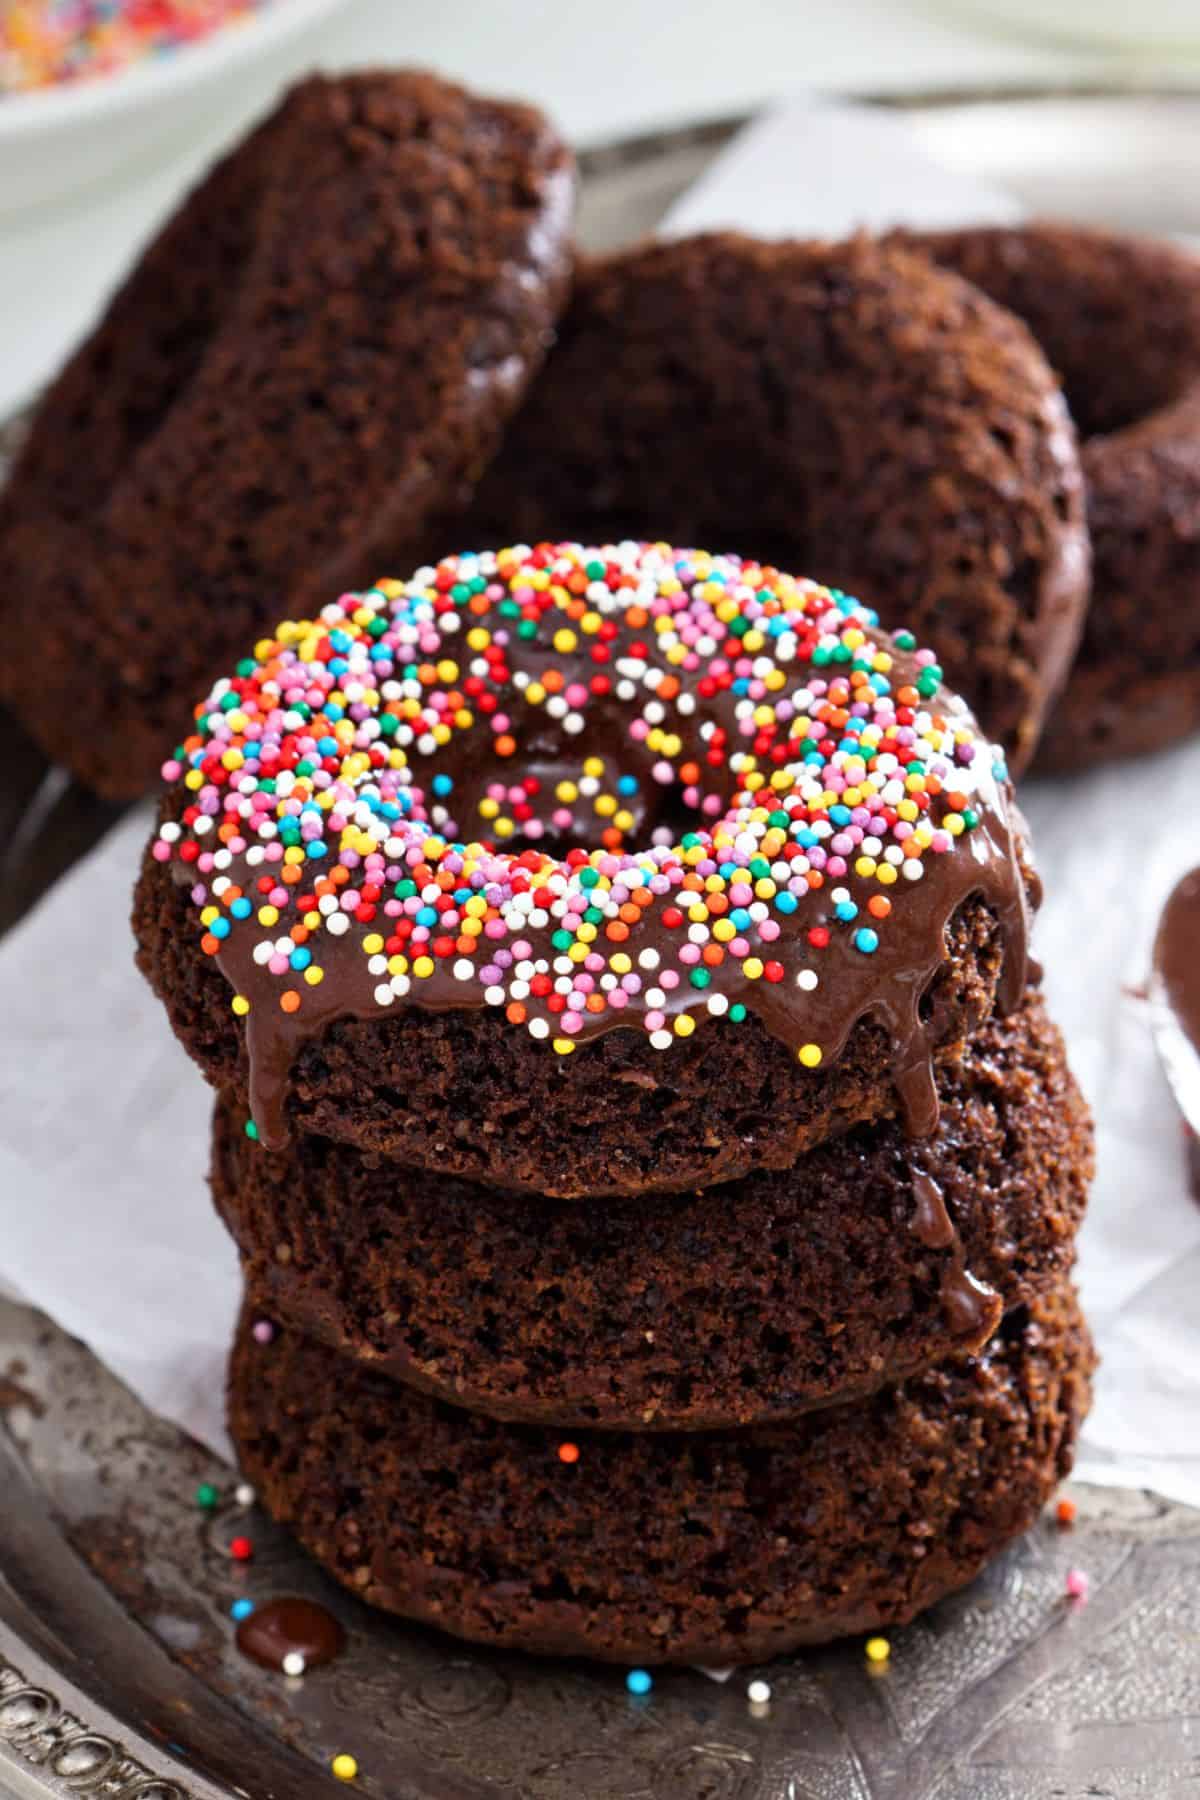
[909,1169,1003,1349]
[169,624,1033,1151]
[235,1596,345,1672]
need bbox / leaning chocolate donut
[894,223,1200,770]
[451,233,1090,773]
[134,542,1036,1198]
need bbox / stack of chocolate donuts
[134,541,1095,1664]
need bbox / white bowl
[0,0,350,218]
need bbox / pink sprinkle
[252,1320,275,1346]
[1065,1569,1089,1602]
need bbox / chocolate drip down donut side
[135,545,1037,1196]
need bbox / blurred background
[4,0,1200,419]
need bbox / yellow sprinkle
[362,934,384,955]
[413,956,434,979]
[231,995,250,1016]
[303,966,324,986]
[854,856,878,878]
[797,1043,823,1068]
[552,1037,577,1056]
[865,1636,891,1665]
[553,628,577,653]
[331,1754,359,1782]
[257,905,279,927]
[743,957,764,980]
[674,1014,696,1037]
[555,780,579,803]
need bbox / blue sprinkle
[230,898,252,920]
[774,892,799,914]
[835,900,858,923]
[317,736,339,758]
[855,928,880,954]
[290,947,312,971]
[416,906,439,927]
[231,1599,255,1622]
[209,917,231,940]
[617,775,640,795]
[304,841,326,860]
[730,908,752,933]
[432,774,454,796]
[626,1669,653,1696]
[829,805,852,826]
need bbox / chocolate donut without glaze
[894,224,1200,769]
[212,989,1091,1429]
[0,72,575,800]
[228,1279,1093,1666]
[452,233,1090,773]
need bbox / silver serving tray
[4,88,1200,1800]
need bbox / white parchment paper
[2,99,1199,1497]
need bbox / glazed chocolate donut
[135,542,1036,1198]
[212,989,1091,1430]
[451,233,1090,773]
[894,224,1200,769]
[0,72,574,800]
[228,1278,1093,1665]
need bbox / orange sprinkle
[495,735,517,758]
[606,921,630,942]
[1056,1498,1077,1527]
[506,1002,527,1025]
[280,991,301,1014]
[558,1442,580,1465]
[868,895,892,919]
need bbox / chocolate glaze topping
[153,545,1035,1149]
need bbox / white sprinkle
[747,1679,771,1705]
[326,913,350,936]
[235,1483,256,1507]
[484,986,505,1006]
[796,969,819,991]
[650,1029,672,1050]
[282,1652,306,1678]
[453,959,475,981]
[638,948,660,970]
[373,984,394,1006]
[528,1017,550,1040]
[707,993,729,1016]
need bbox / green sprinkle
[244,1120,259,1142]
[196,1483,220,1511]
[689,969,711,989]
[730,1003,747,1023]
